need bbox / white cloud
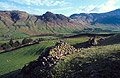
[76,5,96,13]
[0,2,30,13]
[0,2,72,16]
[0,2,17,10]
[31,7,72,15]
[10,0,68,6]
[76,0,120,13]
[97,0,119,12]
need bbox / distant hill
[0,11,86,36]
[70,9,120,26]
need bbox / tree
[38,38,44,41]
[14,41,20,47]
[1,43,11,50]
[9,39,14,47]
[22,38,33,44]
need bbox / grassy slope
[0,37,89,75]
[49,44,120,78]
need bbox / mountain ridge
[70,9,120,26]
[0,9,120,36]
[0,10,86,36]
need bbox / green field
[0,37,89,75]
[0,41,55,75]
[11,33,28,37]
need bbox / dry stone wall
[19,41,80,78]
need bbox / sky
[0,0,120,16]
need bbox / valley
[0,8,120,78]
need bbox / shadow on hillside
[64,51,120,78]
[23,46,54,56]
[0,69,20,78]
[23,48,44,56]
[73,41,90,48]
[73,38,120,48]
[97,34,120,46]
[98,40,120,46]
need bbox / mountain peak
[40,11,84,28]
[44,11,54,16]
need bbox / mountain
[0,10,85,36]
[70,9,120,26]
[41,11,85,27]
[1,9,120,36]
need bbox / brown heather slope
[0,10,86,36]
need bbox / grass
[62,37,89,46]
[0,41,57,75]
[0,37,4,41]
[30,36,59,40]
[11,33,28,37]
[0,37,89,75]
[90,25,120,33]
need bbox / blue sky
[0,0,120,16]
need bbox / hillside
[70,9,120,26]
[0,10,86,36]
